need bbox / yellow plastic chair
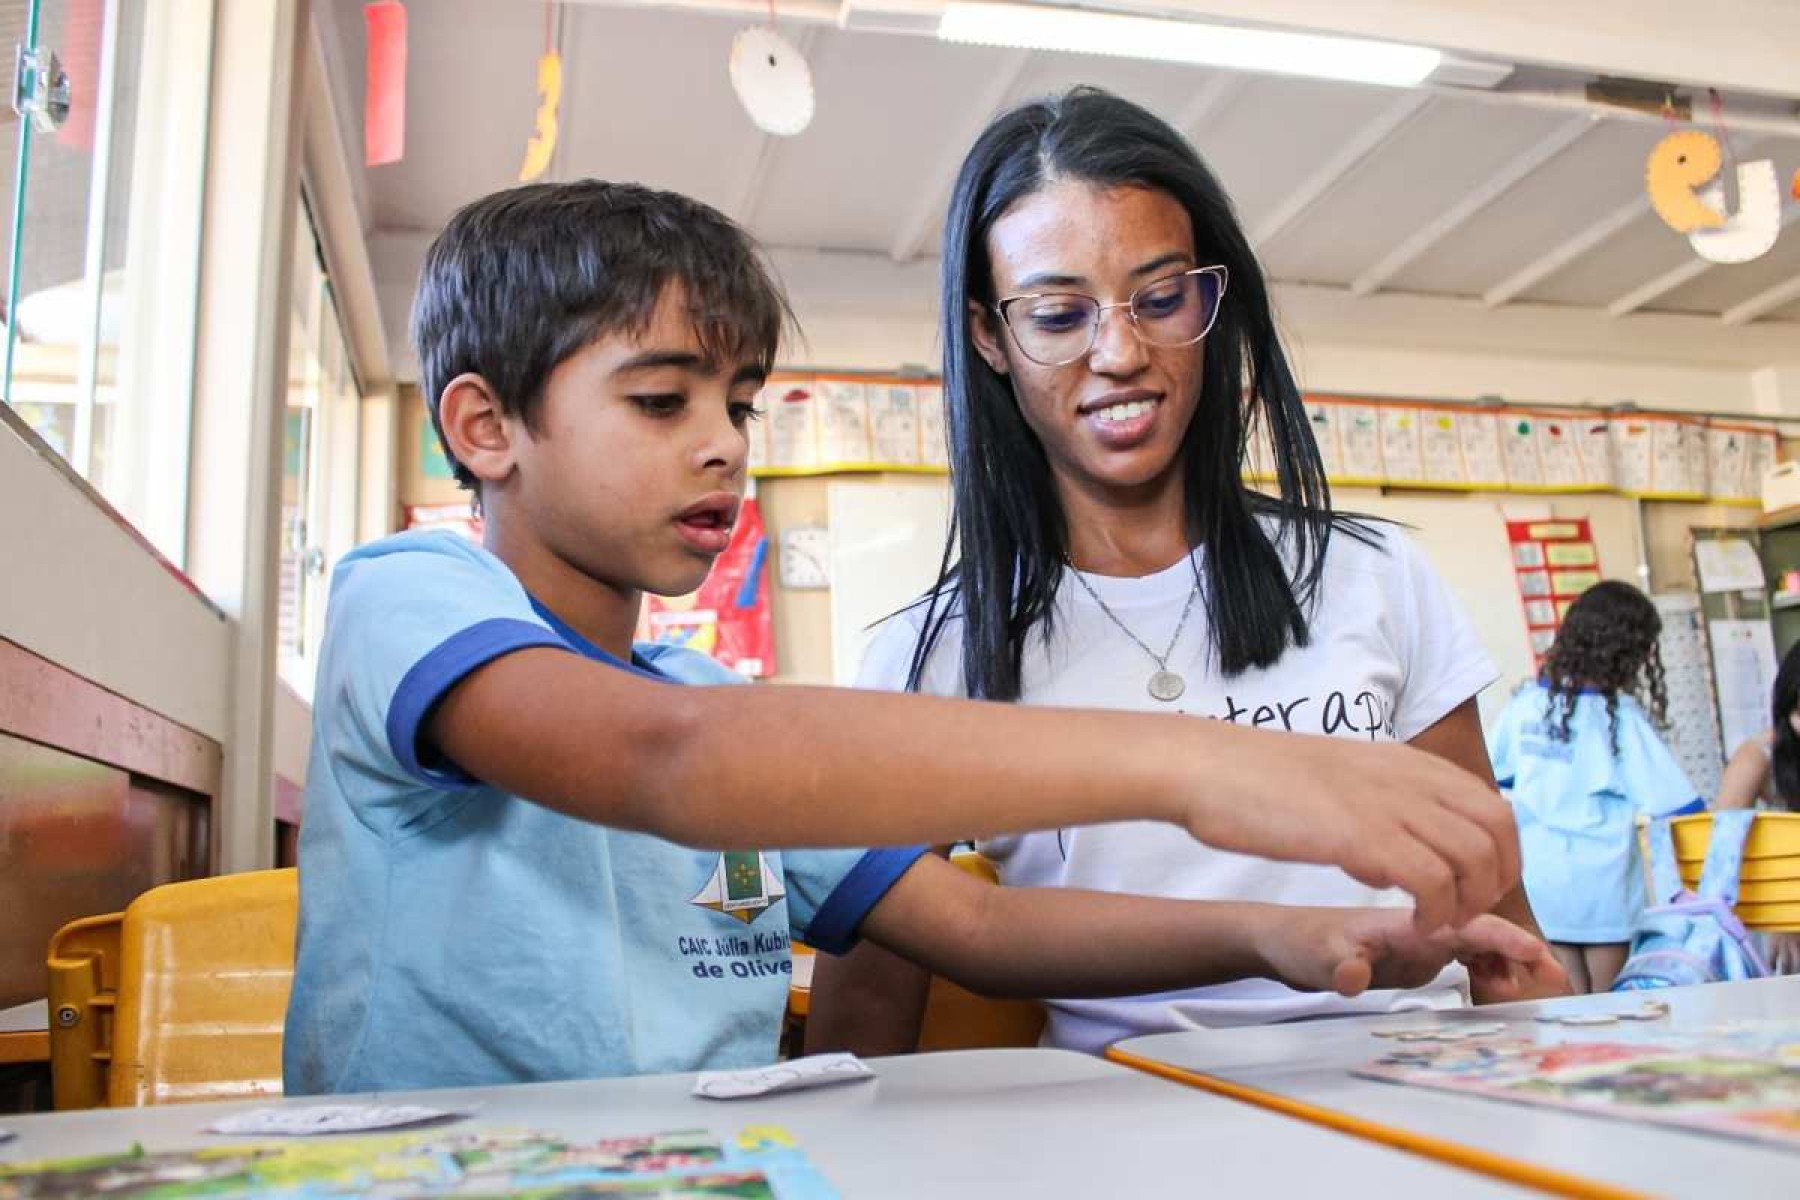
[1666,812,1800,932]
[45,912,124,1109]
[784,852,1044,1053]
[46,868,297,1108]
[916,852,1045,1051]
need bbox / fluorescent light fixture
[938,3,1443,88]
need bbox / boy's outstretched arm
[853,856,1569,1002]
[431,646,1520,932]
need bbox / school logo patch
[690,851,786,924]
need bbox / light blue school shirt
[1488,682,1702,943]
[283,530,925,1095]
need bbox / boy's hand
[1260,908,1569,999]
[1189,732,1521,934]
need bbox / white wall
[0,423,232,740]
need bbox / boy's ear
[968,300,1010,378]
[437,374,517,485]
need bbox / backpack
[1611,809,1769,991]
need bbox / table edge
[1102,1045,1648,1200]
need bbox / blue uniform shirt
[283,531,925,1095]
[1488,682,1701,943]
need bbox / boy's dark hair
[1540,580,1667,753]
[411,179,792,491]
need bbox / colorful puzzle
[0,1126,838,1199]
[1356,1018,1800,1150]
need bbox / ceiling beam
[888,49,1032,264]
[1351,114,1594,296]
[1605,258,1710,317]
[1483,195,1647,308]
[1609,202,1800,317]
[1171,72,1247,142]
[722,26,819,224]
[1251,91,1432,248]
[1723,275,1800,327]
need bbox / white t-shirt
[857,520,1498,1052]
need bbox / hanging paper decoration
[364,1,407,167]
[1645,128,1782,264]
[1646,130,1725,232]
[518,49,563,182]
[1688,159,1781,263]
[729,26,815,137]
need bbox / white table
[0,1001,46,1035]
[1109,977,1800,1200]
[0,1047,1530,1196]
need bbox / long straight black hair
[1770,640,1800,808]
[909,86,1367,700]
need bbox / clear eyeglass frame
[993,265,1230,367]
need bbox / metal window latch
[13,45,71,132]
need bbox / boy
[284,181,1559,1094]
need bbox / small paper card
[204,1103,466,1136]
[693,1053,875,1100]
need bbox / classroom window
[2,0,209,565]
[278,198,363,700]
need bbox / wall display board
[754,375,1779,507]
[1652,592,1727,801]
[1690,527,1778,773]
[1506,518,1602,665]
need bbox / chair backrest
[46,911,124,1109]
[1666,811,1800,932]
[915,852,1045,1051]
[51,868,299,1108]
[1614,811,1769,991]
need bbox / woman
[1715,639,1800,974]
[807,88,1560,1056]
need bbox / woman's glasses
[993,266,1228,367]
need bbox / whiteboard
[825,480,952,686]
[821,478,1642,730]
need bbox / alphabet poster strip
[747,375,1781,507]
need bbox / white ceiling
[322,0,1800,379]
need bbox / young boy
[283,180,1560,1095]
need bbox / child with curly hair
[1488,581,1704,993]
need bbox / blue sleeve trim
[385,618,568,786]
[1495,776,1515,790]
[802,846,931,955]
[1670,798,1706,816]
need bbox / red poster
[643,498,775,678]
[1506,518,1601,666]
[364,1,408,166]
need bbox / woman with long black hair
[1716,639,1800,973]
[808,87,1560,1056]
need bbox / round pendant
[1147,669,1186,702]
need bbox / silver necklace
[1066,557,1200,702]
